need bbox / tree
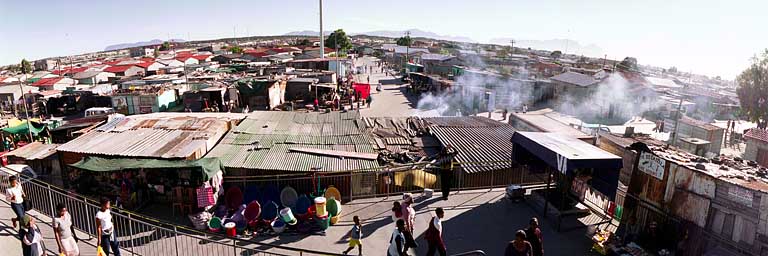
[297,38,312,46]
[550,50,562,60]
[20,59,32,74]
[228,45,243,54]
[669,66,678,73]
[153,48,160,58]
[325,29,352,51]
[736,49,768,129]
[159,41,171,51]
[396,36,412,46]
[617,57,638,72]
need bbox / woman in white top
[5,176,25,228]
[23,217,46,256]
[96,197,121,256]
[55,203,80,256]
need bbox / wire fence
[0,169,340,256]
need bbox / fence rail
[0,169,339,256]
[2,160,541,256]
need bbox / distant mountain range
[104,39,186,51]
[490,38,604,57]
[284,29,476,43]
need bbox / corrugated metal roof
[207,111,379,172]
[58,114,239,159]
[430,125,517,173]
[5,142,60,160]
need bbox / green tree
[396,36,412,46]
[617,57,638,72]
[325,29,352,51]
[550,50,563,60]
[6,64,20,73]
[20,59,32,74]
[159,41,171,51]
[228,45,243,54]
[736,49,768,129]
[153,48,160,58]
[297,38,312,46]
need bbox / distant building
[72,71,115,85]
[104,65,145,77]
[129,47,155,57]
[30,77,77,91]
[664,116,725,156]
[34,58,58,71]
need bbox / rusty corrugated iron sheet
[670,188,711,228]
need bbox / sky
[1,0,766,79]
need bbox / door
[757,148,768,167]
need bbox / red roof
[52,67,87,75]
[746,128,768,143]
[104,65,139,73]
[31,77,64,86]
[245,52,268,58]
[190,54,211,61]
[140,57,155,62]
[134,61,155,69]
[244,48,268,54]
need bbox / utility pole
[405,31,410,80]
[19,73,33,142]
[319,0,324,59]
[509,39,515,55]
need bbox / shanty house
[549,71,599,99]
[4,142,62,185]
[663,116,724,156]
[104,65,145,77]
[235,78,285,110]
[72,71,115,85]
[31,77,77,91]
[744,128,768,167]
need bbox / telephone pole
[319,0,324,59]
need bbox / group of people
[6,176,122,256]
[504,218,544,256]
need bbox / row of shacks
[598,131,768,255]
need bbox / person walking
[505,230,533,256]
[54,203,80,256]
[388,219,407,256]
[391,201,403,222]
[425,208,447,256]
[6,176,25,228]
[342,216,363,255]
[22,216,46,256]
[401,194,416,233]
[524,218,543,256]
[19,215,32,256]
[96,197,121,256]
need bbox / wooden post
[543,168,552,217]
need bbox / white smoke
[556,73,660,124]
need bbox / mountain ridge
[104,39,186,51]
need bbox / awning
[3,121,47,135]
[511,132,622,198]
[70,156,223,180]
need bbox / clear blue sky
[1,0,766,79]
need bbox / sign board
[638,152,666,180]
[556,154,568,174]
[729,186,753,207]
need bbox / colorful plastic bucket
[208,217,223,233]
[316,215,330,230]
[314,197,327,217]
[224,222,237,237]
[280,207,297,224]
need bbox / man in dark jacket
[525,217,544,256]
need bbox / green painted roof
[70,156,223,180]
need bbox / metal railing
[0,169,341,256]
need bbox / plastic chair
[225,186,244,210]
[280,186,298,209]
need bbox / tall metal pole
[405,31,410,81]
[319,0,324,59]
[19,74,33,141]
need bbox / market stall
[69,156,224,210]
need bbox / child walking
[343,216,363,255]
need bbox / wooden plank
[288,147,379,160]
